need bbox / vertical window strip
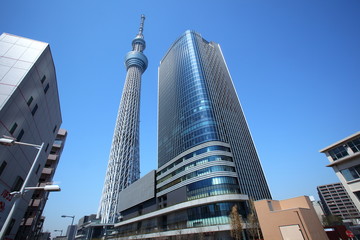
[17,129,24,141]
[44,83,50,93]
[40,75,46,84]
[11,176,24,192]
[0,161,7,176]
[27,96,33,106]
[31,104,38,116]
[9,123,18,134]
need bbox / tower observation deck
[98,15,148,224]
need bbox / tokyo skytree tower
[98,15,148,224]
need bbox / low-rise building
[254,196,328,240]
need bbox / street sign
[345,230,354,238]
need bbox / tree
[247,200,261,240]
[322,214,343,226]
[230,205,243,240]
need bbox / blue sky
[2,0,360,236]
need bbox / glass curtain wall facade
[110,30,270,240]
[158,30,271,201]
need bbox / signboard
[0,185,14,226]
[345,230,354,238]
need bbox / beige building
[320,132,360,213]
[255,196,328,240]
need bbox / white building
[0,33,62,239]
[320,132,360,214]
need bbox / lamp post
[61,215,75,226]
[0,137,61,240]
[61,215,76,240]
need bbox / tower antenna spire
[138,14,145,36]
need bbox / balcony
[25,217,34,226]
[29,199,41,207]
[41,167,53,175]
[52,140,63,149]
[47,154,58,161]
[38,182,47,187]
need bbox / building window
[186,176,240,200]
[354,191,360,201]
[348,137,360,153]
[11,176,24,192]
[27,96,33,106]
[40,75,46,84]
[267,201,274,211]
[31,104,38,116]
[341,165,360,181]
[44,83,49,93]
[53,125,57,133]
[157,155,233,184]
[328,145,349,161]
[157,165,236,192]
[157,145,231,177]
[0,161,7,176]
[187,202,246,228]
[35,164,41,175]
[45,143,49,152]
[17,129,24,141]
[9,123,18,134]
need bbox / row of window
[7,123,55,153]
[157,165,235,192]
[180,112,217,130]
[157,155,233,184]
[157,145,231,177]
[329,146,349,161]
[341,164,360,181]
[180,120,216,136]
[187,176,238,191]
[182,134,219,154]
[177,91,208,114]
[0,166,24,192]
[348,137,360,153]
[329,136,360,161]
[8,74,54,143]
[115,201,245,237]
[187,182,240,201]
[9,122,24,142]
[187,201,246,226]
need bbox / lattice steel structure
[98,15,148,224]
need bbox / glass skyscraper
[158,30,271,200]
[110,30,271,239]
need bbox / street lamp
[61,215,75,226]
[0,137,61,240]
[62,215,76,240]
